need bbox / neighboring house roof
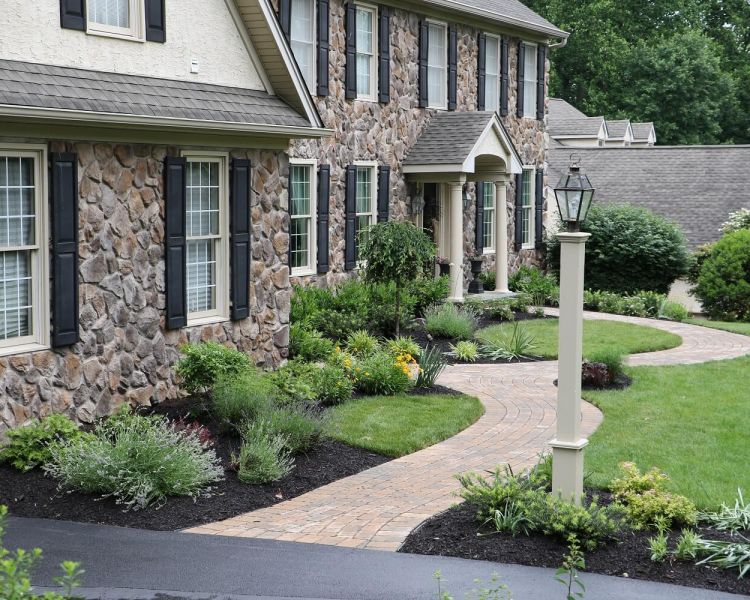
[549,116,607,138]
[606,119,632,140]
[422,0,567,38]
[632,122,656,142]
[548,146,750,248]
[549,98,587,121]
[0,58,318,133]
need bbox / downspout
[549,37,568,50]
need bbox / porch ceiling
[403,111,522,181]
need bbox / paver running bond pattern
[186,314,750,550]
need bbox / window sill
[291,268,316,278]
[356,95,378,103]
[521,244,536,251]
[0,342,49,358]
[86,28,145,43]
[187,315,230,328]
[483,248,496,255]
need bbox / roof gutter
[549,36,568,50]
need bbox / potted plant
[467,252,485,294]
[436,256,450,277]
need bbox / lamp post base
[550,438,588,505]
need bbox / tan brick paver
[186,314,750,549]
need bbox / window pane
[186,161,220,237]
[357,54,371,96]
[89,0,129,28]
[356,9,373,53]
[0,157,36,249]
[522,170,533,207]
[355,168,372,214]
[290,166,311,217]
[483,185,495,249]
[290,0,315,89]
[187,240,217,314]
[0,250,32,340]
[427,24,446,107]
[290,217,310,269]
[355,215,372,260]
[428,24,445,66]
[523,46,538,117]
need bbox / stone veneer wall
[281,0,549,287]
[0,141,290,434]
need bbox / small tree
[360,221,436,336]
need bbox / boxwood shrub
[694,229,750,321]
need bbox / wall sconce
[462,184,471,211]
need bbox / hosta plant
[447,341,479,363]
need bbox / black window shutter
[145,0,166,42]
[230,159,251,321]
[418,20,429,108]
[447,25,458,111]
[500,37,509,116]
[536,45,547,121]
[316,0,330,96]
[164,156,188,330]
[345,3,357,100]
[476,33,486,111]
[344,166,357,269]
[514,173,523,251]
[60,0,86,31]
[378,7,391,103]
[475,181,484,254]
[517,42,526,118]
[50,153,79,348]
[535,168,544,249]
[279,0,291,40]
[317,166,330,274]
[377,166,390,222]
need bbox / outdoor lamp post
[550,156,595,505]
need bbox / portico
[403,112,523,302]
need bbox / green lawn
[326,394,484,457]
[686,317,750,337]
[476,319,682,360]
[585,356,750,508]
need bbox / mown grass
[585,356,750,509]
[686,317,750,337]
[326,394,484,457]
[476,319,682,360]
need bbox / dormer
[605,119,634,147]
[549,116,608,147]
[631,122,657,147]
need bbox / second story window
[427,22,447,109]
[290,0,316,90]
[355,5,377,100]
[522,43,538,118]
[484,35,500,113]
[87,0,143,40]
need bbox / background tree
[360,221,435,336]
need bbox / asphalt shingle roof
[631,122,655,141]
[0,59,311,128]
[549,98,586,121]
[404,111,496,165]
[434,0,565,36]
[549,145,750,248]
[606,119,631,138]
[549,116,605,138]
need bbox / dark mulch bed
[410,311,553,365]
[400,503,750,596]
[0,397,390,531]
[553,374,634,392]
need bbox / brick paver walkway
[186,314,750,550]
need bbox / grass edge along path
[326,393,484,458]
[584,355,750,509]
[686,317,750,337]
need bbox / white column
[551,231,591,505]
[448,181,465,302]
[494,179,509,294]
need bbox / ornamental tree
[360,221,436,336]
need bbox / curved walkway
[186,313,750,550]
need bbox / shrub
[447,341,479,362]
[509,293,534,313]
[261,407,324,454]
[687,243,714,285]
[611,462,697,529]
[659,300,690,322]
[46,411,223,510]
[345,330,381,358]
[270,360,320,406]
[385,336,421,359]
[479,270,496,291]
[289,324,335,362]
[409,275,450,317]
[584,349,624,381]
[548,203,691,294]
[234,422,294,484]
[485,300,515,322]
[479,323,538,361]
[721,207,750,235]
[0,414,93,472]
[415,345,446,388]
[694,229,750,321]
[365,281,417,336]
[315,364,354,406]
[290,284,335,326]
[175,342,252,394]
[310,307,369,341]
[424,303,477,340]
[353,351,413,396]
[360,221,436,336]
[212,370,276,429]
[583,289,668,318]
[509,266,559,304]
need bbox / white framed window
[290,0,316,91]
[484,34,500,113]
[354,163,377,261]
[289,159,318,276]
[0,146,49,356]
[521,167,536,249]
[355,4,378,100]
[482,184,495,252]
[522,43,538,118]
[87,0,144,41]
[183,153,230,325]
[427,21,447,109]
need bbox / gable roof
[421,0,567,38]
[632,122,656,142]
[549,116,607,138]
[606,119,632,140]
[549,99,587,121]
[548,145,750,247]
[0,58,320,135]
